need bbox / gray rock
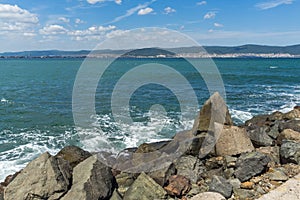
[123,172,167,200]
[234,152,270,182]
[277,129,300,145]
[175,155,205,184]
[224,155,237,168]
[279,120,300,132]
[208,175,233,198]
[189,192,226,200]
[215,126,254,156]
[256,146,280,167]
[55,145,92,168]
[192,92,233,134]
[4,152,71,200]
[229,178,241,189]
[61,155,116,200]
[110,190,122,200]
[115,172,135,196]
[147,162,176,186]
[267,168,288,181]
[267,123,280,139]
[247,126,274,147]
[280,140,300,164]
[233,188,257,200]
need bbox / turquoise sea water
[0,58,299,180]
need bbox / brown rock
[240,181,254,189]
[164,175,191,197]
[192,92,233,134]
[277,129,300,145]
[282,108,300,120]
[215,125,254,156]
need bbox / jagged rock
[147,162,176,186]
[279,120,300,132]
[205,156,226,171]
[4,152,71,200]
[245,114,269,127]
[192,92,233,134]
[234,152,270,182]
[233,188,257,199]
[61,155,116,200]
[267,168,288,181]
[110,190,122,200]
[175,155,205,184]
[224,168,235,179]
[282,107,300,120]
[208,175,232,198]
[280,140,300,164]
[164,175,191,197]
[267,123,280,139]
[215,126,254,156]
[115,172,136,196]
[55,145,92,168]
[229,178,241,189]
[189,192,226,200]
[256,146,280,167]
[277,129,300,145]
[123,173,167,200]
[268,111,284,121]
[247,126,274,147]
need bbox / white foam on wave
[0,98,13,104]
[230,109,253,124]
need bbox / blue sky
[0,0,299,52]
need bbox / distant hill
[1,44,300,58]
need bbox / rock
[215,126,254,156]
[229,178,241,189]
[280,140,300,164]
[123,172,167,200]
[234,152,270,182]
[189,192,226,200]
[192,92,233,134]
[268,111,284,121]
[233,188,257,200]
[55,145,92,168]
[267,123,280,139]
[277,129,300,145]
[147,162,176,186]
[205,156,226,170]
[186,184,204,197]
[240,181,254,189]
[110,190,123,200]
[175,155,205,184]
[115,172,136,196]
[135,141,170,153]
[267,168,288,181]
[164,175,191,197]
[224,155,237,168]
[4,152,71,200]
[256,146,280,167]
[208,175,232,198]
[279,120,300,132]
[247,126,274,147]
[61,155,116,200]
[245,114,269,127]
[224,168,235,179]
[282,108,300,120]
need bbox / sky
[0,0,299,52]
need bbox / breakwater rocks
[1,92,300,200]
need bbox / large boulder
[4,152,71,200]
[123,173,167,200]
[277,129,300,145]
[208,175,232,198]
[192,92,233,134]
[234,152,270,182]
[61,155,116,200]
[55,145,92,168]
[215,125,254,156]
[247,126,274,147]
[280,140,300,164]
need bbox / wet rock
[61,155,116,200]
[192,92,233,134]
[280,140,300,164]
[247,126,274,147]
[164,175,191,197]
[267,168,288,181]
[277,129,300,145]
[4,152,71,200]
[147,162,176,186]
[55,145,92,168]
[123,172,167,200]
[215,126,254,156]
[175,155,204,184]
[234,152,270,182]
[189,192,226,200]
[115,172,136,196]
[208,175,232,198]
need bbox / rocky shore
[1,92,299,200]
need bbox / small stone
[280,140,300,164]
[208,175,233,198]
[229,178,241,189]
[224,156,237,168]
[251,176,263,184]
[164,175,191,197]
[240,181,254,189]
[233,188,257,200]
[267,169,288,181]
[224,168,235,179]
[189,192,226,200]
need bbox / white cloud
[164,7,176,14]
[204,11,216,19]
[87,0,122,5]
[138,7,153,15]
[214,23,224,27]
[115,0,122,5]
[75,18,84,24]
[39,25,68,35]
[58,17,70,23]
[197,1,207,6]
[69,25,116,40]
[255,0,293,10]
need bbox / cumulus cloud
[164,7,176,14]
[138,7,153,15]
[197,1,207,6]
[214,23,224,27]
[69,25,116,40]
[204,11,216,19]
[255,0,293,10]
[58,17,70,23]
[115,0,122,5]
[39,25,68,35]
[87,0,122,5]
[75,18,84,24]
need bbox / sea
[0,58,299,181]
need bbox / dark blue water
[0,58,299,180]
